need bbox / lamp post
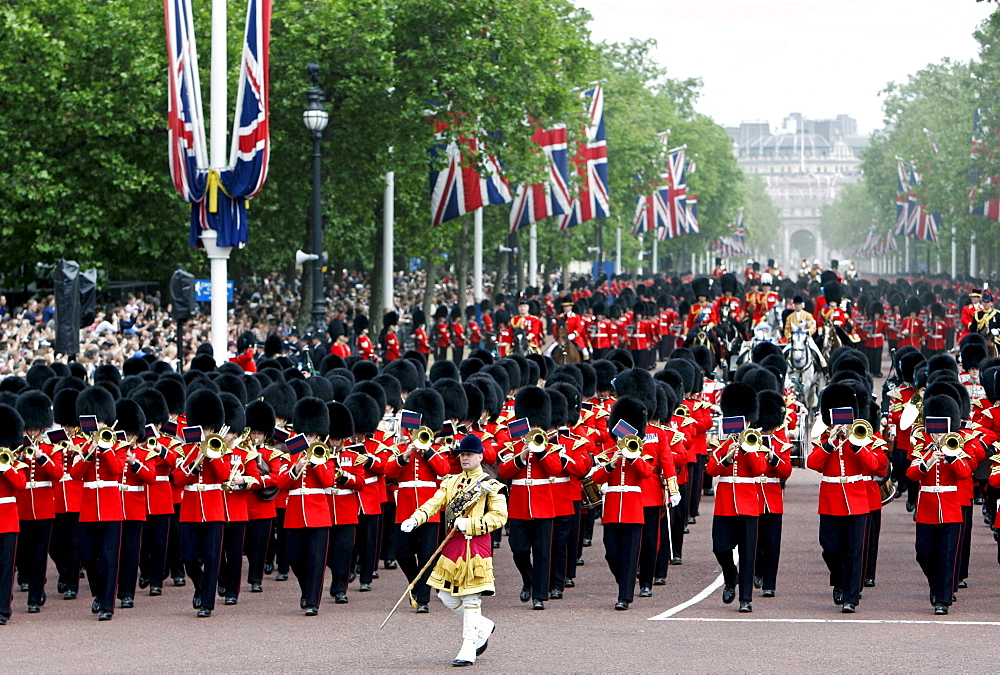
[303,64,329,333]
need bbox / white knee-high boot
[452,606,481,666]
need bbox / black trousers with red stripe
[0,532,15,619]
[286,526,329,609]
[603,522,642,603]
[15,518,52,606]
[139,513,170,589]
[638,505,661,588]
[117,520,143,602]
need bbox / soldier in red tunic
[498,387,562,609]
[328,318,352,359]
[897,297,925,350]
[412,309,431,358]
[807,383,876,613]
[71,387,127,621]
[324,401,365,604]
[434,306,452,364]
[592,396,653,610]
[958,290,983,343]
[706,382,768,613]
[0,406,27,625]
[381,311,401,362]
[355,315,375,361]
[924,303,949,357]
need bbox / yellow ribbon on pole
[205,169,234,213]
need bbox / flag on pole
[560,86,610,230]
[633,190,669,235]
[657,146,689,240]
[429,120,512,227]
[895,158,910,236]
[164,0,272,249]
[969,108,1000,221]
[509,124,571,232]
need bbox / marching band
[1,263,999,666]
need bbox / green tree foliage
[742,173,782,256]
[0,0,751,291]
[819,178,877,250]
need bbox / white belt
[328,488,355,497]
[550,477,570,484]
[25,481,53,489]
[604,486,642,493]
[821,475,866,484]
[718,476,764,484]
[155,476,171,482]
[183,484,222,492]
[763,477,782,484]
[289,487,327,496]
[920,486,958,493]
[123,485,145,492]
[60,475,74,482]
[0,497,15,505]
[364,476,379,484]
[511,478,554,486]
[397,480,437,489]
[83,481,121,489]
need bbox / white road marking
[647,571,726,620]
[650,617,1000,626]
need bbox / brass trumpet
[617,434,643,460]
[306,442,328,463]
[739,428,765,452]
[411,426,435,451]
[848,420,874,447]
[939,432,965,457]
[674,406,688,418]
[527,427,549,453]
[0,449,14,467]
[201,433,228,460]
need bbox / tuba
[848,420,874,447]
[899,391,922,431]
[527,427,549,453]
[617,434,643,460]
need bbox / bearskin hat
[327,368,355,387]
[833,353,869,378]
[654,368,685,402]
[429,360,460,383]
[671,347,697,365]
[53,389,80,427]
[720,382,759,424]
[982,366,1000,404]
[77,387,116,426]
[184,389,225,431]
[592,360,618,392]
[384,359,422,393]
[609,396,648,435]
[343,392,380,435]
[114,398,146,438]
[215,373,248,405]
[92,364,121,387]
[319,354,346,374]
[663,359,697,395]
[304,376,331,402]
[691,345,715,374]
[612,368,657,413]
[497,359,522,392]
[719,273,738,296]
[751,341,783,363]
[574,362,597,398]
[481,364,510,394]
[245,400,276,437]
[459,358,485,382]
[546,388,569,429]
[526,354,551,382]
[327,318,346,342]
[691,277,712,298]
[352,380,386,414]
[432,378,468,422]
[463,383,484,423]
[468,348,494,366]
[759,353,788,383]
[402,388,446,433]
[260,383,297,423]
[0,405,25,449]
[373,374,402,413]
[925,353,959,376]
[15,390,52,432]
[507,355,531,388]
[217,392,244,432]
[756,390,785,432]
[897,351,926,384]
[287,379,310,403]
[607,348,634,371]
[290,396,328,437]
[925,380,970,419]
[550,382,581,423]
[122,357,149,377]
[514,386,552,430]
[263,334,284,357]
[322,401,352,440]
[26,363,56,390]
[351,360,378,383]
[739,365,780,393]
[131,387,169,427]
[190,353,216,373]
[960,343,987,372]
[923,395,961,435]
[820,383,858,425]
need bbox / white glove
[669,492,681,508]
[454,517,471,533]
[400,517,418,533]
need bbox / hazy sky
[575,0,995,134]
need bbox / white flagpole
[652,235,658,275]
[474,209,484,304]
[529,221,538,288]
[615,225,622,275]
[202,0,231,365]
[971,232,978,278]
[383,170,394,311]
[951,225,957,279]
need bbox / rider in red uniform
[686,277,718,333]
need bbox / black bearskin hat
[245,400,276,437]
[384,359,422,393]
[429,360,460,383]
[343,392,380,435]
[154,379,186,416]
[432,378,467,421]
[185,389,225,431]
[514,386,552,430]
[373,374,402,413]
[328,401,355,440]
[220,393,246,432]
[0,405,25,448]
[261,383,297,422]
[131,388,169,427]
[609,396,647,435]
[352,359,379,383]
[922,395,961,435]
[463,383,484,422]
[76,387,116,426]
[593,360,618,392]
[612,368,657,413]
[663,359,697,394]
[352,380,386,414]
[820,383,858,425]
[16,390,52,431]
[756,390,785,432]
[293,396,330,437]
[115,398,147,438]
[402,388,446,433]
[53,389,80,427]
[960,343,987,372]
[720,382,759,425]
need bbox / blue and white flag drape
[429,119,512,227]
[508,124,571,232]
[165,0,272,249]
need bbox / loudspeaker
[79,268,97,327]
[296,249,320,265]
[53,259,81,356]
[170,269,196,322]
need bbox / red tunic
[247,446,286,521]
[759,431,793,514]
[0,463,27,533]
[591,450,653,524]
[384,440,451,523]
[276,459,335,528]
[897,317,924,349]
[450,321,466,347]
[498,439,563,519]
[16,445,62,521]
[383,332,400,361]
[69,441,127,522]
[172,444,231,523]
[328,447,364,526]
[357,334,375,361]
[330,342,351,359]
[122,447,158,521]
[906,447,971,525]
[435,321,451,348]
[706,437,767,516]
[807,432,876,516]
[413,328,430,355]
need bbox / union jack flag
[166,0,272,250]
[657,146,688,241]
[509,124,571,232]
[633,189,669,235]
[969,108,1000,221]
[685,194,699,233]
[429,120,512,227]
[905,166,939,243]
[560,86,610,230]
[895,158,910,236]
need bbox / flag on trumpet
[611,418,639,439]
[400,411,422,430]
[924,417,951,435]
[830,408,854,425]
[284,434,308,455]
[508,417,530,439]
[720,416,746,435]
[181,425,204,444]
